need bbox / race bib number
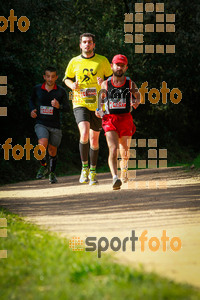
[40,106,54,115]
[109,98,126,109]
[80,88,97,103]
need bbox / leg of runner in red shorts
[105,131,122,190]
[119,136,132,183]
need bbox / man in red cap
[96,54,141,190]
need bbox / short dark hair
[44,66,57,74]
[79,33,95,43]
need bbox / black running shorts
[73,107,102,132]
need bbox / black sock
[49,155,57,173]
[90,147,99,168]
[79,141,89,165]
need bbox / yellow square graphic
[69,91,73,101]
[145,45,154,53]
[138,160,146,168]
[130,139,136,147]
[145,24,154,32]
[128,170,136,179]
[0,107,7,116]
[166,45,175,53]
[135,34,143,43]
[135,45,143,53]
[135,3,143,12]
[158,180,167,189]
[159,149,167,158]
[156,3,164,12]
[137,181,147,189]
[0,250,7,259]
[148,180,157,189]
[125,34,133,43]
[135,24,143,32]
[166,14,175,22]
[129,149,136,158]
[156,24,164,32]
[166,24,175,32]
[148,139,157,147]
[124,24,133,33]
[156,45,164,53]
[0,229,7,237]
[145,3,154,12]
[135,13,143,22]
[0,219,7,227]
[159,160,167,168]
[156,14,164,22]
[148,149,157,158]
[0,76,7,84]
[128,160,136,168]
[148,160,157,169]
[0,86,7,95]
[124,13,133,22]
[138,139,146,147]
[128,181,137,189]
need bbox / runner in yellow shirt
[64,33,112,185]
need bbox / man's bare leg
[119,136,131,182]
[106,131,122,190]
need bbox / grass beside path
[0,208,200,300]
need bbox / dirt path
[0,167,200,288]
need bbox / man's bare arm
[130,81,142,109]
[64,78,79,90]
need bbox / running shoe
[49,172,58,184]
[113,178,122,190]
[121,167,128,183]
[89,170,98,185]
[36,165,48,179]
[79,167,89,183]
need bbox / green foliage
[1,208,200,299]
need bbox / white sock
[113,175,118,180]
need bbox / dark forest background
[0,0,200,184]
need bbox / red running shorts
[102,113,136,137]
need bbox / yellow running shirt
[64,54,112,111]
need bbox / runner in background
[30,67,70,183]
[64,33,112,185]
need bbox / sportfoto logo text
[69,230,182,258]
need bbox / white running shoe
[113,178,122,190]
[79,168,89,183]
[89,170,98,185]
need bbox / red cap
[112,54,128,65]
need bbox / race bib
[40,106,54,115]
[80,88,97,103]
[109,98,126,109]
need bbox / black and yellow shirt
[64,54,112,111]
